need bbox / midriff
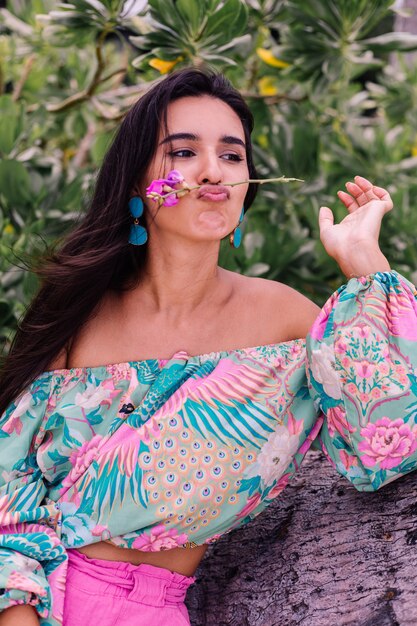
[77,540,208,577]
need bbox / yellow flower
[257,134,269,149]
[412,142,417,157]
[4,224,14,235]
[256,48,289,69]
[258,76,278,96]
[149,57,182,74]
[63,148,76,167]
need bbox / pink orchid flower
[166,169,184,184]
[145,170,187,206]
[162,194,179,207]
[146,179,166,196]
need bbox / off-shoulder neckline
[44,337,307,376]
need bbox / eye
[221,153,244,162]
[168,149,195,158]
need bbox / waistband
[67,548,195,607]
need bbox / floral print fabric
[307,270,417,489]
[0,271,416,624]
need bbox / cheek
[237,183,249,206]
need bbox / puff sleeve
[0,373,67,622]
[306,270,417,491]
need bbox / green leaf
[205,0,248,39]
[0,96,24,155]
[0,159,31,205]
[63,110,88,140]
[0,9,34,37]
[148,0,184,32]
[54,177,84,211]
[22,270,39,300]
[361,32,417,52]
[90,130,114,165]
[0,299,13,325]
[175,0,204,35]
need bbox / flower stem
[146,176,304,203]
[224,176,304,186]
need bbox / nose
[197,151,223,185]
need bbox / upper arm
[279,283,320,340]
[259,280,321,342]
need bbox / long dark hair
[0,68,259,414]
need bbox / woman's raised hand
[319,175,392,278]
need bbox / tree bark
[186,451,417,626]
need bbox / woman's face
[141,95,250,245]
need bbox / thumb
[319,206,334,236]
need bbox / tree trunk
[186,451,417,626]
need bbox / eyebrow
[160,132,246,149]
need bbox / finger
[346,181,376,204]
[354,175,374,191]
[337,190,359,211]
[372,185,393,211]
[372,185,388,197]
[347,181,364,194]
[319,206,334,235]
[353,175,385,204]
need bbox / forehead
[163,95,245,140]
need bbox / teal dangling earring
[128,196,148,246]
[229,206,245,249]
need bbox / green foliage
[130,0,250,68]
[40,0,148,44]
[276,0,417,89]
[1,0,417,352]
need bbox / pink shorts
[63,549,195,626]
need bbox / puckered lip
[197,184,230,198]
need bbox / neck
[135,238,228,316]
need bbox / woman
[0,68,416,626]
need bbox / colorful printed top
[1,271,417,625]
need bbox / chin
[196,215,228,231]
[192,230,228,243]
[198,225,229,238]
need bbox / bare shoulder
[231,273,321,342]
[55,295,112,369]
[47,347,68,370]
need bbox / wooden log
[186,451,417,626]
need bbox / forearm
[0,605,39,626]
